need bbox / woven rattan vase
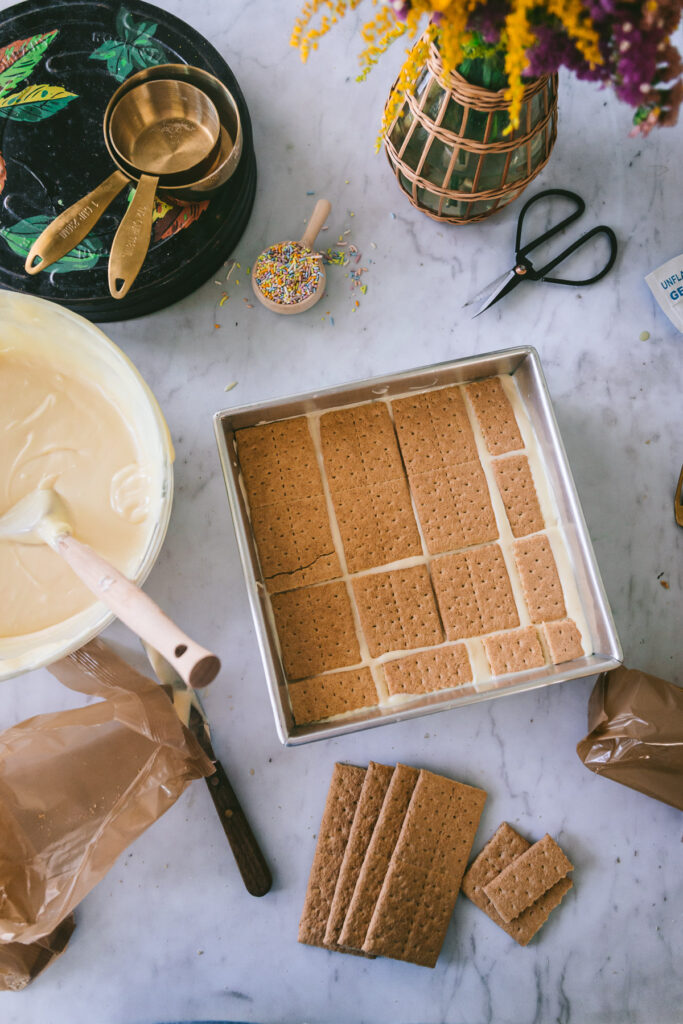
[384,42,558,224]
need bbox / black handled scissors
[464,188,618,317]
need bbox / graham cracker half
[324,762,395,947]
[298,763,367,949]
[288,668,377,725]
[391,385,478,473]
[542,618,584,663]
[492,454,545,538]
[362,770,487,967]
[235,417,322,507]
[432,543,519,641]
[483,626,546,676]
[465,377,523,456]
[483,833,573,924]
[514,534,567,623]
[462,822,573,946]
[338,763,419,951]
[319,403,406,496]
[332,478,421,573]
[352,565,443,657]
[409,462,498,556]
[384,645,473,697]
[271,582,360,680]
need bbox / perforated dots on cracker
[432,543,519,641]
[392,385,478,472]
[409,461,498,555]
[542,618,584,663]
[271,582,360,679]
[466,377,523,456]
[352,565,443,657]
[288,668,377,725]
[384,645,472,696]
[514,534,567,622]
[483,626,546,676]
[492,454,544,537]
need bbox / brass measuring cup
[25,79,220,297]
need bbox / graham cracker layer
[236,418,322,507]
[391,385,478,472]
[288,669,377,725]
[409,462,498,556]
[514,534,567,623]
[432,543,519,641]
[483,626,546,676]
[542,618,584,663]
[352,565,443,657]
[462,822,573,946]
[492,454,545,538]
[362,769,486,967]
[384,645,472,697]
[332,478,421,573]
[319,403,406,496]
[483,833,573,924]
[298,763,367,949]
[325,762,395,947]
[271,582,360,680]
[466,377,523,456]
[339,763,419,951]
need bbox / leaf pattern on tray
[126,188,211,240]
[0,29,59,97]
[0,82,77,121]
[0,215,107,272]
[89,6,166,81]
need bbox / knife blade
[142,641,272,898]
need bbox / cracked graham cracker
[338,763,419,951]
[362,769,487,967]
[288,668,377,725]
[383,645,472,697]
[298,763,367,950]
[271,582,360,680]
[466,377,524,456]
[408,461,498,555]
[431,543,519,641]
[325,762,395,947]
[514,534,567,622]
[483,833,573,924]
[319,403,406,495]
[352,565,443,657]
[542,618,584,663]
[462,822,573,946]
[492,454,545,538]
[391,385,478,473]
[483,626,546,676]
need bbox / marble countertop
[1,2,681,1023]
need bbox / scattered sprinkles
[639,330,650,340]
[253,241,323,306]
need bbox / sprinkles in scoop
[253,241,323,306]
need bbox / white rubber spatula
[0,489,219,688]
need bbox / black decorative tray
[0,0,256,321]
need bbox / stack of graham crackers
[298,761,487,967]
[235,375,588,727]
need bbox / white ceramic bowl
[0,291,174,680]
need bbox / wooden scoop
[252,199,331,314]
[0,489,219,688]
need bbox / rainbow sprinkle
[253,241,323,306]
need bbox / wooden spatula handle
[206,759,272,897]
[300,199,331,250]
[56,534,220,688]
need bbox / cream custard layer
[1,345,154,637]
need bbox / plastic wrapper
[0,639,214,990]
[577,665,683,811]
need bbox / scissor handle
[516,188,586,260]
[539,225,618,285]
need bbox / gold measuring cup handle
[107,172,158,300]
[24,170,130,275]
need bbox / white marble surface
[1,2,682,1022]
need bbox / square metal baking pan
[214,346,622,745]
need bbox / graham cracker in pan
[235,418,340,593]
[462,823,573,946]
[298,763,367,950]
[362,770,487,967]
[465,377,524,456]
[514,534,567,623]
[324,762,395,947]
[492,454,545,538]
[391,385,479,473]
[483,833,574,924]
[288,668,377,725]
[271,582,360,680]
[542,618,584,664]
[483,626,546,676]
[431,543,519,641]
[383,645,473,697]
[352,565,443,658]
[408,461,498,556]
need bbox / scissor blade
[464,269,519,318]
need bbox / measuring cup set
[26,64,243,299]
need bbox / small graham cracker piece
[332,478,421,573]
[462,822,573,946]
[465,377,524,456]
[492,454,545,538]
[384,645,473,697]
[362,770,487,967]
[483,833,574,924]
[432,543,519,641]
[409,461,498,556]
[338,764,419,951]
[542,619,584,663]
[288,668,377,725]
[298,763,367,949]
[324,762,395,947]
[392,385,478,472]
[483,627,546,676]
[514,534,567,622]
[251,496,340,594]
[352,565,443,657]
[271,582,360,680]
[319,403,406,496]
